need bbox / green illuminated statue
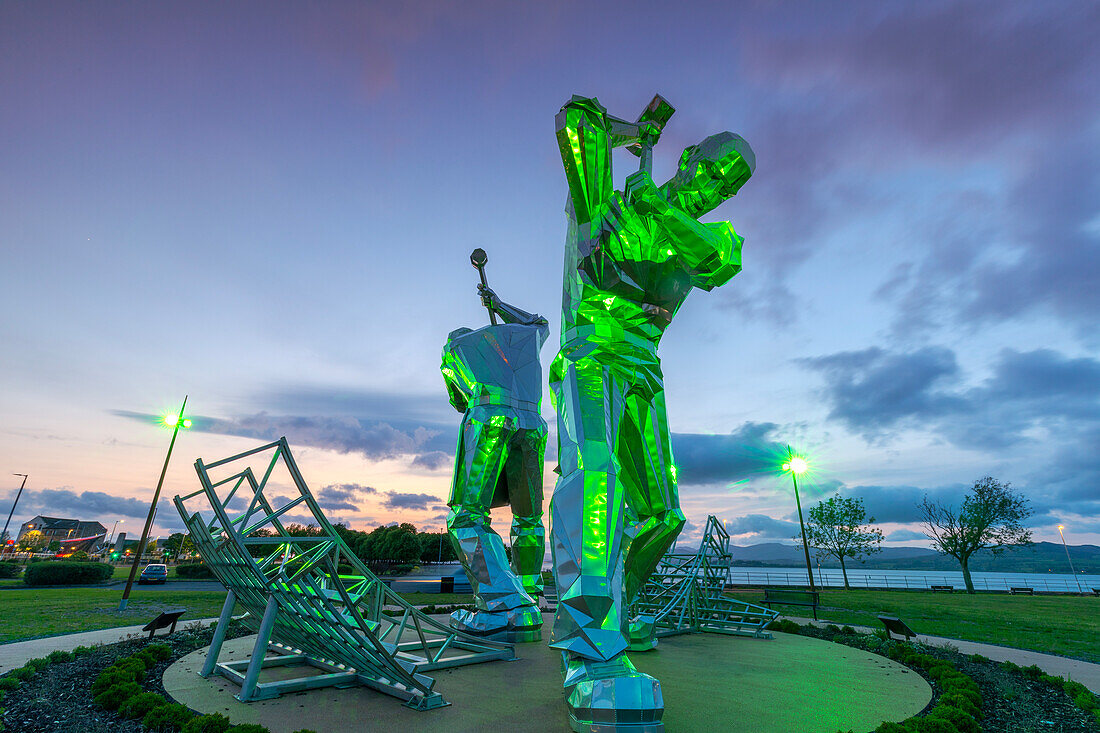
[549,94,755,732]
[442,253,549,643]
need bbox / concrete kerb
[786,615,1100,695]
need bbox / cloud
[114,409,454,467]
[315,483,376,513]
[724,514,801,541]
[16,487,155,520]
[380,491,441,511]
[797,347,962,437]
[885,529,928,542]
[799,346,1100,450]
[411,451,451,470]
[844,484,967,525]
[671,422,787,485]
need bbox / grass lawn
[727,588,1100,663]
[0,588,232,643]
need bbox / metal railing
[725,568,1097,593]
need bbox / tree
[919,476,1032,594]
[804,496,883,589]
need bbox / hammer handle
[475,265,498,325]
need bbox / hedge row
[90,647,317,733]
[0,563,21,579]
[174,563,214,579]
[1001,660,1100,725]
[23,561,113,586]
[0,644,100,730]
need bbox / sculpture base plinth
[164,618,932,733]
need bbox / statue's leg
[505,424,546,599]
[447,417,538,639]
[620,387,685,650]
[550,357,664,731]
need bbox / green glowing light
[162,414,192,429]
[787,457,808,475]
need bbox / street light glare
[162,413,179,428]
[1058,525,1064,531]
[788,457,808,475]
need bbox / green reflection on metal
[442,273,550,642]
[548,94,755,732]
[174,438,514,709]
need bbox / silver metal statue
[442,249,550,642]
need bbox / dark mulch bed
[1,619,250,733]
[797,624,1100,732]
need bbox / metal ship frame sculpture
[629,515,777,640]
[174,438,515,710]
[170,91,763,730]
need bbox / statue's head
[663,132,755,217]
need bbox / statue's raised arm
[555,96,648,225]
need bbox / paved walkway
[0,618,220,674]
[4,613,1098,696]
[788,616,1100,694]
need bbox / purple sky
[2,1,1099,550]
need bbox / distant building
[17,516,108,548]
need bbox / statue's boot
[561,652,664,733]
[627,615,658,652]
[450,603,543,643]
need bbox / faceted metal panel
[548,94,756,732]
[442,290,550,642]
[174,438,514,710]
[629,515,778,639]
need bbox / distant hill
[728,541,1100,574]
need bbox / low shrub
[1021,664,1045,680]
[119,692,168,720]
[72,645,96,656]
[23,657,49,672]
[143,702,194,732]
[182,713,232,733]
[0,562,22,578]
[93,681,142,711]
[92,668,135,695]
[7,667,35,682]
[225,725,271,733]
[146,643,174,661]
[765,619,802,634]
[23,561,113,586]
[0,678,21,692]
[968,653,989,664]
[134,649,160,670]
[46,650,74,664]
[175,563,214,579]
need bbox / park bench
[762,588,820,620]
[1009,587,1034,595]
[142,609,185,638]
[930,585,954,593]
[878,615,917,641]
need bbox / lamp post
[1057,525,1084,594]
[119,397,190,611]
[783,446,816,592]
[1,474,29,558]
[109,520,122,545]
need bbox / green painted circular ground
[165,630,930,732]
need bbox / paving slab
[164,627,930,733]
